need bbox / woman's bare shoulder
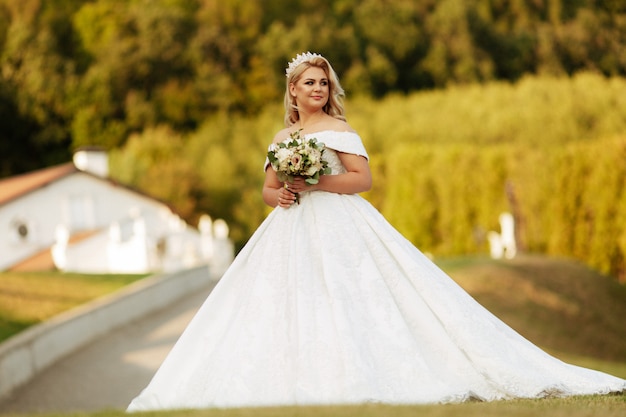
[324,118,356,133]
[272,128,293,144]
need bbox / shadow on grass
[439,254,626,362]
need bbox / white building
[0,148,232,274]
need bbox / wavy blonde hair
[284,54,346,126]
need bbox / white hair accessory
[286,52,323,77]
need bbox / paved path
[0,281,217,415]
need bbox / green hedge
[379,137,626,281]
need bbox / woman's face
[289,66,329,111]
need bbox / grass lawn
[1,395,625,417]
[0,271,148,343]
[438,254,626,362]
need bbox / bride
[127,52,625,411]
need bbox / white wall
[0,173,179,271]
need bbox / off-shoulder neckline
[304,130,360,137]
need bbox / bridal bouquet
[267,129,331,186]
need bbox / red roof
[0,163,78,206]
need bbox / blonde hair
[283,54,346,126]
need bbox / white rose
[309,148,321,164]
[305,165,318,176]
[276,148,291,163]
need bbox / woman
[127,52,625,411]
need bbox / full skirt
[127,191,626,411]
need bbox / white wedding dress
[127,131,625,411]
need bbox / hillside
[0,272,147,343]
[440,254,626,362]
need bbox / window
[9,218,35,244]
[63,194,95,231]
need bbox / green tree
[0,0,85,173]
[189,0,267,114]
[72,0,198,148]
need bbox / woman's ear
[289,83,296,97]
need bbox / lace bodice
[321,148,346,175]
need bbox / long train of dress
[127,131,625,411]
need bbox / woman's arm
[263,167,297,208]
[310,152,372,194]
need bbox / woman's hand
[264,168,301,208]
[276,183,298,208]
[284,177,308,194]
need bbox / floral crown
[285,52,323,77]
